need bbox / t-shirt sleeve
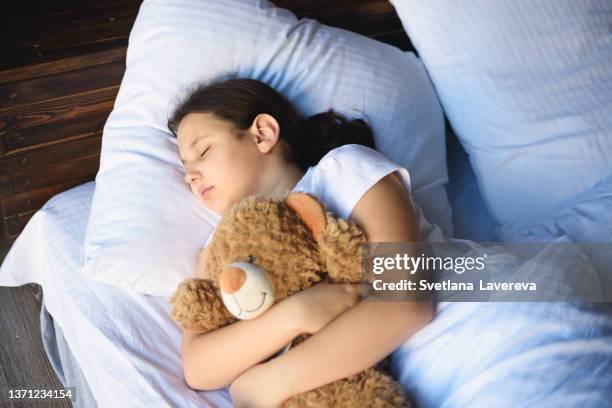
[315,144,413,220]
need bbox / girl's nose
[184,170,201,184]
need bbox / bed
[2,177,610,407]
[2,1,612,407]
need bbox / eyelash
[199,147,210,158]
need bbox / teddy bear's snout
[218,267,246,294]
[219,261,276,319]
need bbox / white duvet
[1,181,611,407]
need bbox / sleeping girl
[167,77,433,407]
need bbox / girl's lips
[200,186,214,198]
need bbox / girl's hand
[290,281,367,334]
[229,362,288,408]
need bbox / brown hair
[167,77,375,172]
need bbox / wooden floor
[0,248,72,407]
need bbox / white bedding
[1,181,611,407]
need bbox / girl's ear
[285,192,326,240]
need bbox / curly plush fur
[169,192,410,407]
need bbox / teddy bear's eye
[248,254,257,263]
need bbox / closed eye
[199,147,210,158]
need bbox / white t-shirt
[293,144,412,220]
[292,144,444,242]
[204,144,444,246]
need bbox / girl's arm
[231,173,433,405]
[181,298,301,390]
[181,278,363,390]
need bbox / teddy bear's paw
[357,368,411,408]
[282,369,410,408]
[169,278,233,333]
[316,216,366,283]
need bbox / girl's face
[177,112,269,215]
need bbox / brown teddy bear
[169,192,410,407]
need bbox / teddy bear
[169,191,411,407]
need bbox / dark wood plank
[0,47,127,85]
[3,0,133,20]
[0,285,72,408]
[8,154,100,196]
[0,135,102,177]
[0,62,124,111]
[0,89,115,133]
[1,0,141,71]
[0,112,108,156]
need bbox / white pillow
[82,0,452,296]
[390,0,612,240]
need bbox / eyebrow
[180,135,209,164]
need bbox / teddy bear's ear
[285,192,326,240]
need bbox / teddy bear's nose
[219,267,246,294]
